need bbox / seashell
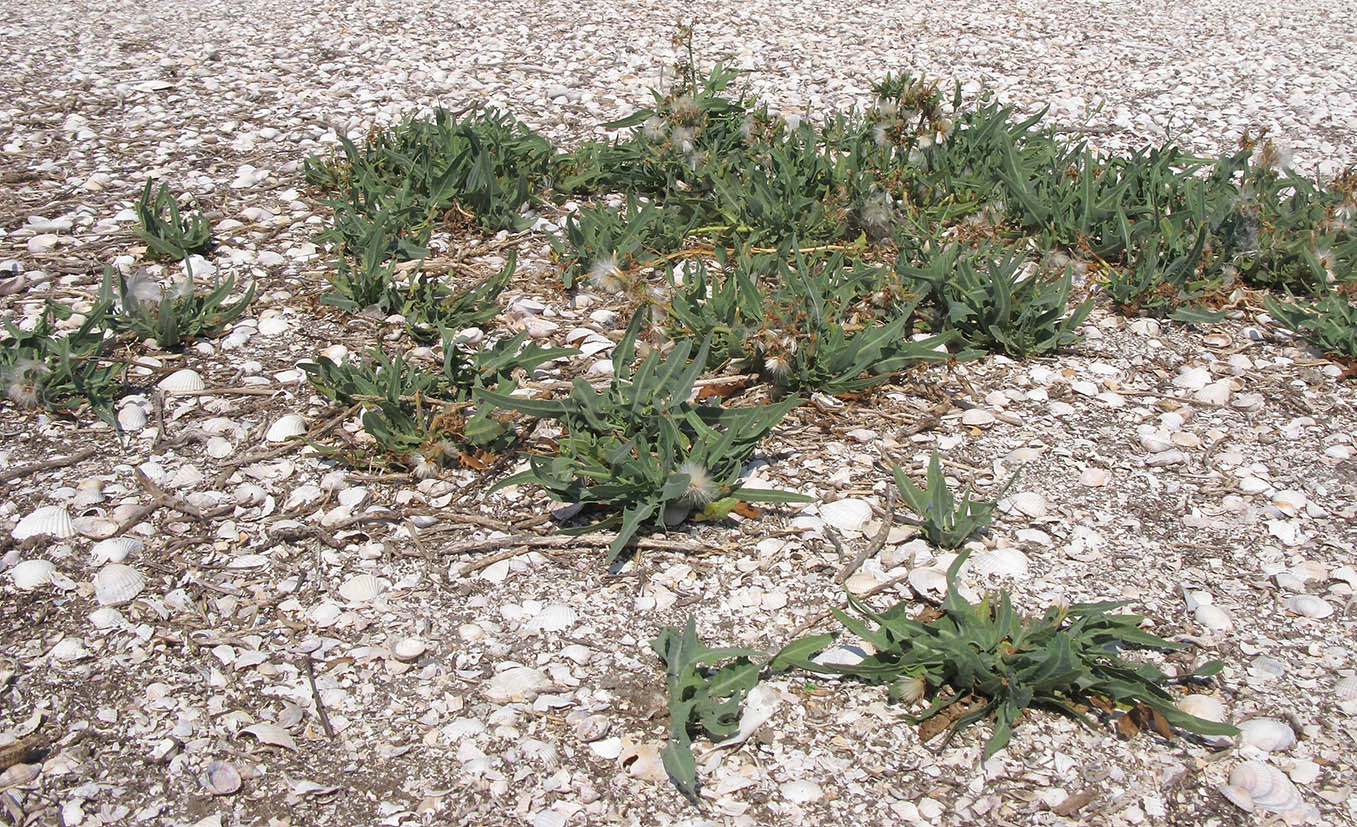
[117,402,148,431]
[391,638,426,662]
[158,368,205,393]
[1079,467,1109,487]
[1006,491,1049,518]
[9,559,55,590]
[0,763,39,787]
[94,563,145,606]
[483,666,551,704]
[72,516,117,540]
[960,408,995,427]
[257,315,289,336]
[1194,604,1233,631]
[320,344,349,363]
[573,714,610,742]
[908,566,948,596]
[1283,594,1333,619]
[309,601,341,627]
[1177,694,1227,724]
[12,505,76,541]
[526,603,577,634]
[90,537,142,565]
[1237,718,1296,753]
[844,571,879,595]
[1336,675,1357,700]
[532,811,566,827]
[88,607,125,629]
[970,547,1028,578]
[72,478,105,507]
[1219,761,1303,814]
[520,738,559,767]
[203,760,242,795]
[781,779,823,804]
[265,414,307,443]
[206,436,234,459]
[338,574,382,603]
[619,742,666,782]
[235,483,267,507]
[813,644,868,669]
[820,498,873,533]
[49,637,90,662]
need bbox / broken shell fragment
[1283,594,1334,619]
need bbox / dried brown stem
[0,446,96,484]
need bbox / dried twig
[0,446,97,484]
[453,532,718,577]
[134,468,231,524]
[299,656,336,740]
[834,487,894,585]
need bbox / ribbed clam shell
[337,573,382,603]
[88,607,125,629]
[265,413,307,442]
[158,368,205,393]
[90,537,142,565]
[94,563,145,606]
[526,603,577,633]
[1237,718,1296,753]
[1222,761,1303,814]
[117,402,148,431]
[12,505,76,541]
[9,559,55,590]
[206,436,234,459]
[1283,594,1333,619]
[970,547,1029,578]
[1335,675,1357,700]
[72,478,105,507]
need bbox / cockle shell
[1283,594,1334,619]
[1335,675,1357,700]
[9,559,55,590]
[337,574,382,603]
[619,742,666,782]
[526,603,577,634]
[158,368,205,393]
[265,414,306,443]
[203,760,242,795]
[90,537,142,565]
[117,402,148,431]
[1177,694,1227,724]
[88,607,125,629]
[94,563,145,606]
[12,505,76,541]
[72,478,105,507]
[1237,718,1296,753]
[391,638,427,662]
[483,666,550,704]
[573,714,611,742]
[1219,761,1303,814]
[908,566,949,596]
[970,547,1029,578]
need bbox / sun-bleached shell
[1177,693,1227,724]
[94,563,145,606]
[88,607,125,629]
[1237,718,1296,752]
[526,603,577,634]
[12,504,76,541]
[117,402,148,431]
[90,537,142,565]
[391,638,427,662]
[158,368,205,393]
[970,547,1029,578]
[337,573,382,603]
[265,414,307,442]
[619,742,666,782]
[1219,761,1304,814]
[908,566,949,596]
[483,666,550,703]
[203,760,242,795]
[72,478,105,507]
[1334,675,1357,700]
[9,559,55,590]
[1283,594,1333,619]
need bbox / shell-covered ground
[1,0,1355,825]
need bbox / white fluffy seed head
[678,460,718,507]
[588,255,626,294]
[642,116,666,142]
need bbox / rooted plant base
[0,1,1355,826]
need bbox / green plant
[651,618,760,805]
[0,299,122,425]
[301,328,573,471]
[1265,291,1357,359]
[893,451,1013,548]
[779,551,1240,758]
[554,197,696,291]
[99,266,254,351]
[483,310,809,561]
[135,179,213,260]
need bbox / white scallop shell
[206,436,234,459]
[72,478,105,507]
[88,607,125,629]
[1237,718,1296,753]
[1283,594,1334,619]
[90,537,142,565]
[970,547,1029,578]
[1335,675,1357,700]
[908,566,949,595]
[9,559,55,590]
[117,402,148,431]
[337,573,382,603]
[526,603,577,633]
[1220,761,1303,814]
[94,563,145,606]
[265,414,307,442]
[158,368,205,393]
[12,505,76,541]
[1177,694,1227,723]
